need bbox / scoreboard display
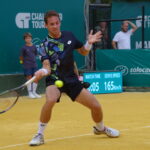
[83,71,122,94]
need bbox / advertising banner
[83,71,122,94]
[0,0,85,74]
[111,1,150,49]
[96,49,150,87]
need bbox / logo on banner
[130,67,150,75]
[115,66,150,75]
[135,40,150,49]
[15,12,63,29]
[15,13,30,28]
[114,65,128,76]
[136,15,150,28]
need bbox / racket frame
[0,76,36,114]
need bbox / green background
[96,49,150,87]
[111,1,150,49]
[0,0,85,74]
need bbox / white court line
[0,125,150,150]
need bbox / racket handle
[24,76,36,86]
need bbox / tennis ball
[19,60,23,64]
[55,80,64,88]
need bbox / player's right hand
[34,69,45,81]
[88,30,102,44]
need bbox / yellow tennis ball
[19,60,23,64]
[55,80,64,88]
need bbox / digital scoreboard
[83,71,122,94]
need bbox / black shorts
[46,79,84,102]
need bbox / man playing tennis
[29,10,120,146]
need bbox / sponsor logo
[114,65,128,76]
[136,15,150,28]
[130,67,150,75]
[135,41,150,49]
[115,65,150,75]
[67,40,72,45]
[15,13,30,28]
[15,12,62,29]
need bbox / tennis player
[29,10,120,146]
[20,33,41,99]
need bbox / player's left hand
[88,30,102,44]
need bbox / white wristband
[84,41,92,51]
[40,68,49,75]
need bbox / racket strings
[0,91,18,112]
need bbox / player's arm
[112,41,117,49]
[19,56,24,64]
[74,62,79,76]
[19,47,25,64]
[126,21,138,33]
[112,33,119,49]
[77,30,102,56]
[34,59,51,82]
[19,56,23,60]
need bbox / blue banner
[83,71,122,94]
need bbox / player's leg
[75,88,120,138]
[26,75,34,98]
[32,67,41,98]
[40,85,60,123]
[75,88,103,123]
[24,68,36,98]
[29,85,61,146]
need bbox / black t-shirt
[39,31,83,83]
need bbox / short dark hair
[44,10,60,24]
[23,32,32,39]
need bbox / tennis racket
[0,76,36,114]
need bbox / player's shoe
[32,92,42,98]
[28,92,36,99]
[29,133,44,146]
[93,126,120,138]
